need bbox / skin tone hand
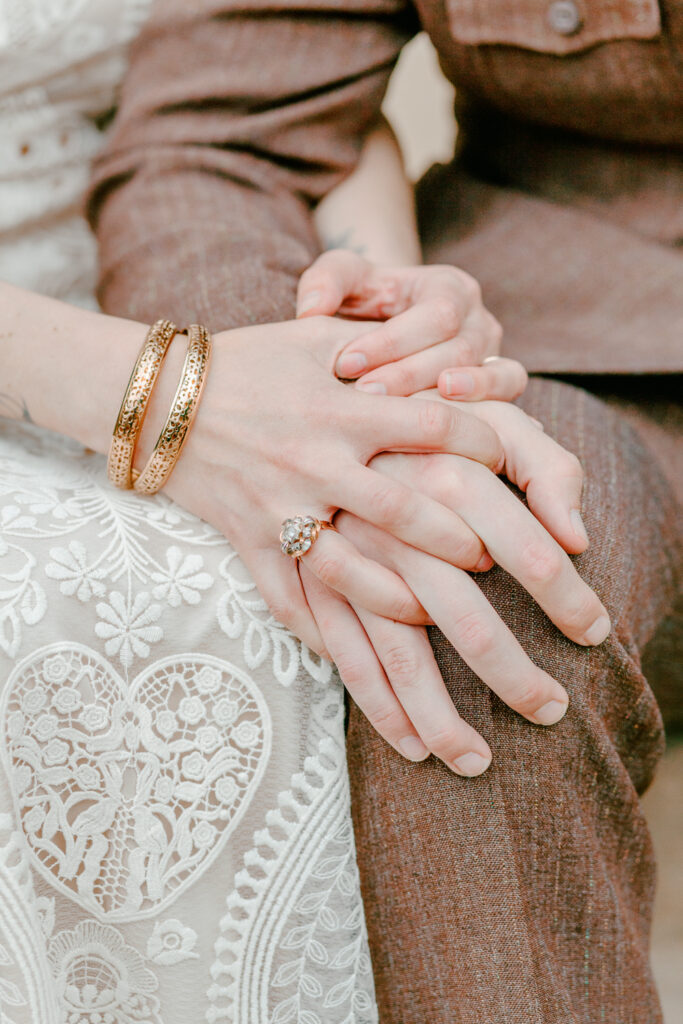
[1,282,607,780]
[298,397,610,776]
[296,249,527,401]
[153,315,512,656]
[0,282,504,660]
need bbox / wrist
[0,282,151,453]
[46,311,151,456]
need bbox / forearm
[314,122,422,266]
[88,0,414,327]
[0,281,149,453]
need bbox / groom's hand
[298,402,609,775]
[296,250,527,401]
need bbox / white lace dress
[0,4,377,1022]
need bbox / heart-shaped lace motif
[1,644,270,921]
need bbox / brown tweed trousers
[88,0,683,1020]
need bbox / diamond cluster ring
[280,515,334,558]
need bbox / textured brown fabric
[87,1,683,1020]
[348,376,682,1023]
[89,0,683,373]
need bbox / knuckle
[456,339,478,365]
[432,297,462,337]
[387,362,417,395]
[393,590,422,624]
[458,270,482,306]
[421,724,460,760]
[275,437,308,470]
[520,541,564,587]
[264,596,295,630]
[418,401,453,446]
[452,610,496,659]
[432,475,457,508]
[559,588,602,634]
[333,652,369,690]
[363,701,406,737]
[372,483,409,527]
[507,678,546,716]
[381,643,421,686]
[427,463,464,507]
[312,552,346,586]
[373,325,400,362]
[454,535,486,569]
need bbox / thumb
[296,249,369,318]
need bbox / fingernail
[444,371,475,396]
[356,380,386,394]
[474,552,494,572]
[336,352,367,377]
[583,613,611,646]
[399,736,430,761]
[570,509,589,545]
[452,751,491,776]
[298,291,321,314]
[531,698,568,726]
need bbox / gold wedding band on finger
[280,515,335,558]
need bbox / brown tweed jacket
[88,0,683,374]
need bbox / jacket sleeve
[87,0,417,328]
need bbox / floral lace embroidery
[207,737,378,1024]
[217,551,332,689]
[147,918,199,965]
[47,920,162,1024]
[1,644,271,920]
[0,526,47,658]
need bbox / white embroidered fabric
[0,3,378,1021]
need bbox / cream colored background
[383,34,683,1024]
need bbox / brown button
[547,0,583,35]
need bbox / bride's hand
[295,249,527,401]
[157,315,505,656]
[297,401,610,775]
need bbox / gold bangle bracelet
[107,319,178,489]
[133,324,212,495]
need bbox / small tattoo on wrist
[322,229,367,256]
[0,392,33,423]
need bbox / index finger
[335,300,468,380]
[334,267,482,378]
[348,391,504,472]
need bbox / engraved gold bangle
[133,323,212,495]
[107,319,179,489]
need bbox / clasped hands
[168,250,610,777]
